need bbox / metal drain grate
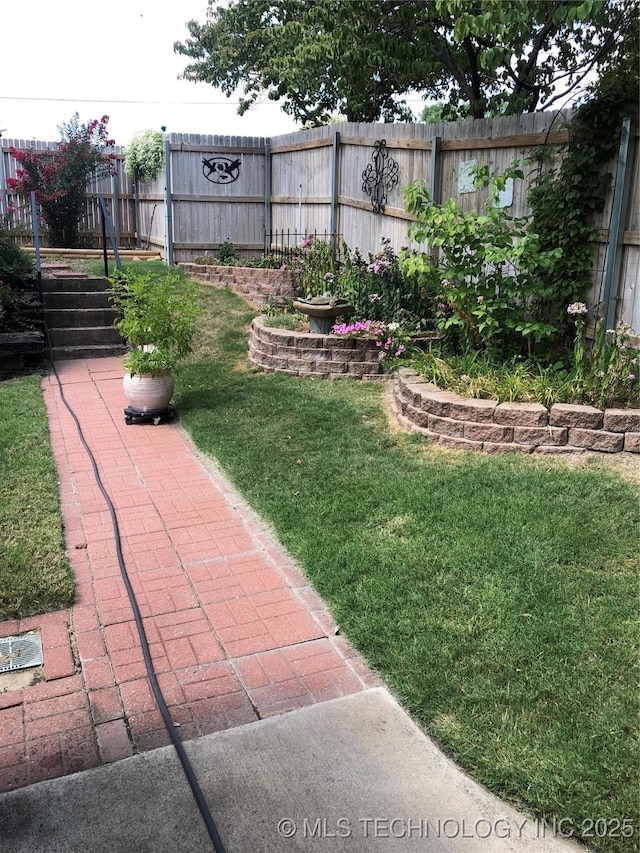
[0,634,44,673]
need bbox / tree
[8,115,115,248]
[419,103,448,124]
[174,0,636,125]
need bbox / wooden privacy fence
[1,111,638,331]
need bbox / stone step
[47,344,127,361]
[40,276,112,294]
[43,308,119,329]
[42,291,114,309]
[46,326,124,347]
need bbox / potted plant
[109,268,199,417]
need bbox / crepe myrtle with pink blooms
[7,114,116,248]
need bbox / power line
[0,95,239,106]
[0,94,429,106]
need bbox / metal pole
[164,136,174,266]
[100,204,108,278]
[98,194,123,271]
[111,173,120,249]
[601,117,633,332]
[330,131,340,260]
[30,192,42,296]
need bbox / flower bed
[249,317,386,380]
[180,263,296,308]
[392,368,640,454]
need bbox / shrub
[402,164,560,360]
[0,281,39,333]
[124,129,164,183]
[7,114,115,248]
[339,237,437,328]
[291,236,337,297]
[0,221,35,287]
[109,268,199,376]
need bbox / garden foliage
[7,114,115,248]
[124,130,165,184]
[527,36,640,346]
[402,163,560,360]
[175,0,634,124]
[109,268,199,376]
[0,216,38,333]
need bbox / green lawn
[0,374,74,620]
[1,273,637,852]
[176,284,639,853]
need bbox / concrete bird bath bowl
[293,296,354,334]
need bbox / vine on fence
[527,47,640,349]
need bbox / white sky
[0,0,302,145]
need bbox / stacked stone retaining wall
[392,368,640,454]
[249,317,386,380]
[0,331,45,378]
[181,263,296,308]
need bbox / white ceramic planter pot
[123,371,175,413]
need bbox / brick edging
[392,368,640,454]
[180,263,296,308]
[249,317,387,380]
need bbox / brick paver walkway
[0,358,378,794]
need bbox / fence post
[164,136,174,266]
[330,130,341,259]
[0,138,8,217]
[429,135,441,204]
[602,117,633,331]
[264,141,271,254]
[134,181,141,249]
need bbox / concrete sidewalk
[0,358,582,851]
[0,688,581,852]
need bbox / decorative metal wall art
[361,139,399,214]
[202,155,241,184]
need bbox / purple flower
[567,302,588,316]
[460,374,470,382]
[628,374,636,381]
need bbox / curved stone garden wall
[249,317,386,380]
[392,368,640,454]
[180,263,296,308]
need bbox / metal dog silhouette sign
[202,156,241,184]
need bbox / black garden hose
[43,318,227,853]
